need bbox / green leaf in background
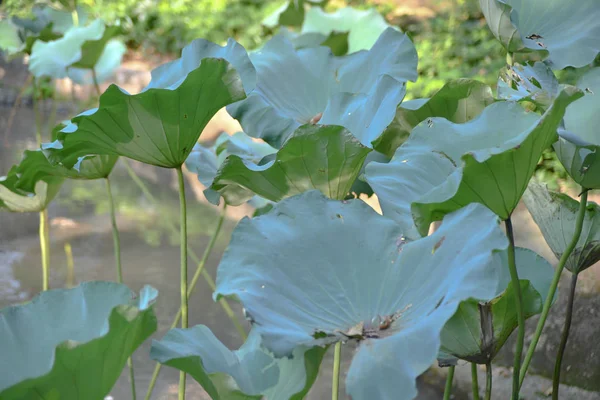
[28,19,105,78]
[151,326,326,400]
[0,282,158,399]
[215,191,507,400]
[440,247,553,363]
[67,39,127,84]
[53,38,255,169]
[497,61,560,109]
[210,125,371,205]
[554,68,600,189]
[480,0,600,69]
[524,180,600,273]
[373,79,496,157]
[366,88,582,237]
[71,24,121,70]
[0,166,63,213]
[0,20,23,56]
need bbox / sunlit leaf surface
[0,282,158,399]
[215,191,507,400]
[497,62,559,109]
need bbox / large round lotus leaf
[209,125,372,206]
[300,7,391,54]
[440,247,553,363]
[366,88,582,237]
[373,79,496,157]
[215,191,507,400]
[0,165,63,213]
[185,131,276,205]
[151,326,326,400]
[524,181,600,273]
[0,282,158,399]
[13,5,89,35]
[227,28,417,148]
[497,62,560,109]
[554,68,600,189]
[480,0,600,69]
[67,39,127,85]
[28,19,105,78]
[0,20,23,56]
[52,39,255,169]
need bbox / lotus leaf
[209,125,371,205]
[524,181,600,273]
[497,62,560,109]
[554,68,600,189]
[480,0,600,69]
[68,39,127,85]
[0,282,158,399]
[227,27,417,148]
[440,247,553,363]
[151,326,326,399]
[0,166,63,213]
[215,190,507,400]
[366,88,582,237]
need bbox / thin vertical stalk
[32,78,43,146]
[504,216,524,400]
[443,365,455,400]
[64,242,74,287]
[552,272,579,400]
[471,363,480,400]
[122,160,247,339]
[332,341,342,400]
[144,205,228,400]
[105,176,136,399]
[520,189,589,387]
[506,52,514,66]
[3,74,32,146]
[91,69,102,98]
[39,209,50,291]
[176,166,188,400]
[484,363,492,400]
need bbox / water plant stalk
[520,189,589,387]
[332,341,342,400]
[91,69,101,98]
[176,166,188,400]
[39,209,50,291]
[105,176,136,399]
[143,204,227,400]
[64,242,74,287]
[3,74,32,146]
[552,272,579,400]
[122,160,246,339]
[443,365,455,400]
[504,216,524,400]
[485,362,492,400]
[471,363,480,400]
[32,78,43,145]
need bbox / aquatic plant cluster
[1,1,600,399]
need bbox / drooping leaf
[480,0,600,69]
[28,19,105,78]
[53,39,256,169]
[227,28,417,148]
[366,88,583,237]
[524,180,600,273]
[215,190,507,400]
[497,61,560,109]
[186,132,276,205]
[151,326,327,400]
[0,282,158,399]
[0,166,63,213]
[440,247,553,363]
[71,24,121,70]
[210,125,371,205]
[67,39,127,85]
[554,68,600,189]
[373,79,496,157]
[300,7,392,54]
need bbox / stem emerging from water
[91,68,101,98]
[332,341,342,400]
[122,160,246,339]
[505,216,524,400]
[471,363,480,400]
[520,189,589,387]
[176,166,188,400]
[106,177,136,399]
[443,365,455,400]
[39,209,50,291]
[552,272,579,400]
[64,242,74,287]
[144,205,227,400]
[485,363,492,400]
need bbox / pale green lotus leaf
[67,38,127,85]
[497,61,560,109]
